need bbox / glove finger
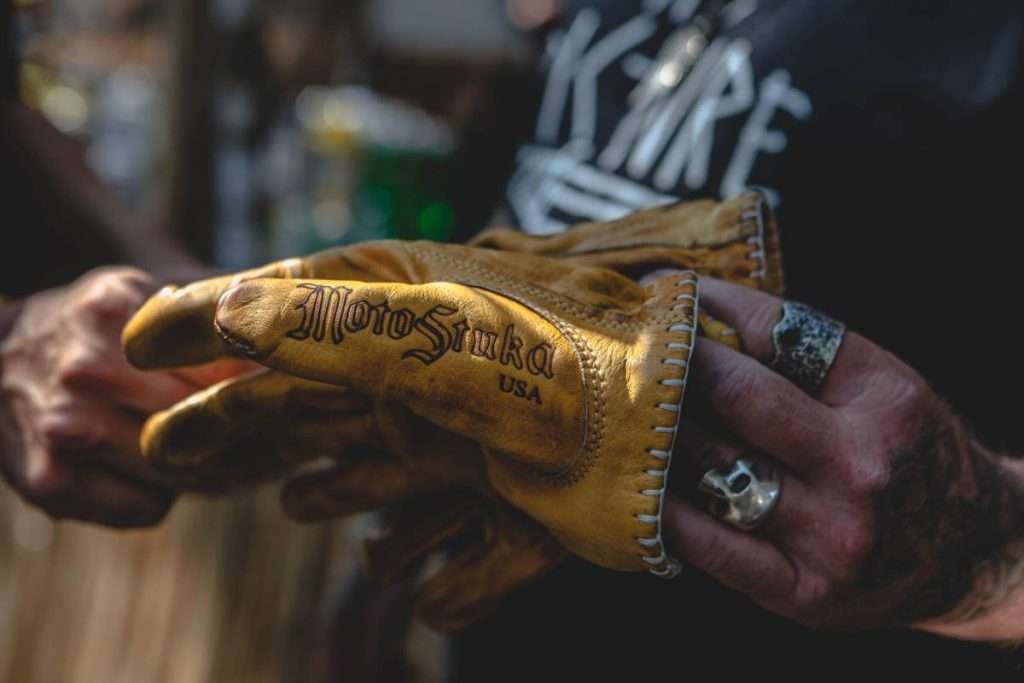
[143,369,373,491]
[413,507,568,632]
[698,310,741,351]
[213,277,585,474]
[281,455,472,521]
[124,259,309,369]
[361,495,486,582]
[124,241,457,371]
[44,465,176,528]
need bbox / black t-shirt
[456,1,1024,679]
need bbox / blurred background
[13,0,541,266]
[1,0,552,680]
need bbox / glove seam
[412,243,691,330]
[742,189,784,294]
[637,271,697,578]
[461,280,606,487]
[409,243,696,574]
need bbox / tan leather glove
[124,191,781,629]
[133,239,697,574]
[137,364,569,630]
[470,190,783,294]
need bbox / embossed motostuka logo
[286,284,557,390]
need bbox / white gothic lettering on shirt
[508,2,812,235]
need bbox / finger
[142,370,372,489]
[59,346,201,415]
[670,416,755,487]
[28,464,175,529]
[697,310,741,351]
[122,244,412,370]
[662,495,797,603]
[41,395,172,485]
[698,278,878,382]
[670,418,821,546]
[696,277,786,362]
[689,339,841,473]
[413,507,567,632]
[68,468,175,528]
[670,417,746,484]
[123,258,310,369]
[71,267,155,330]
[214,278,584,474]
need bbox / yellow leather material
[139,365,557,630]
[124,192,784,627]
[123,190,779,371]
[201,242,696,575]
[139,370,375,491]
[471,190,783,295]
[359,496,566,632]
[215,277,588,476]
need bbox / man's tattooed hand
[657,277,1024,639]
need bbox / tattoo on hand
[864,410,1024,624]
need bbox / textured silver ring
[769,301,846,396]
[699,457,782,531]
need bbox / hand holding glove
[124,192,781,628]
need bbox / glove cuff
[470,190,784,295]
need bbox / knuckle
[901,375,930,408]
[716,363,759,418]
[696,536,748,587]
[845,456,891,498]
[743,302,783,352]
[75,269,147,319]
[884,377,931,426]
[831,427,891,497]
[792,573,833,610]
[830,516,875,573]
[55,348,103,387]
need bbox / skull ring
[699,457,782,531]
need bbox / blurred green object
[268,86,457,256]
[348,145,455,245]
[268,85,456,255]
